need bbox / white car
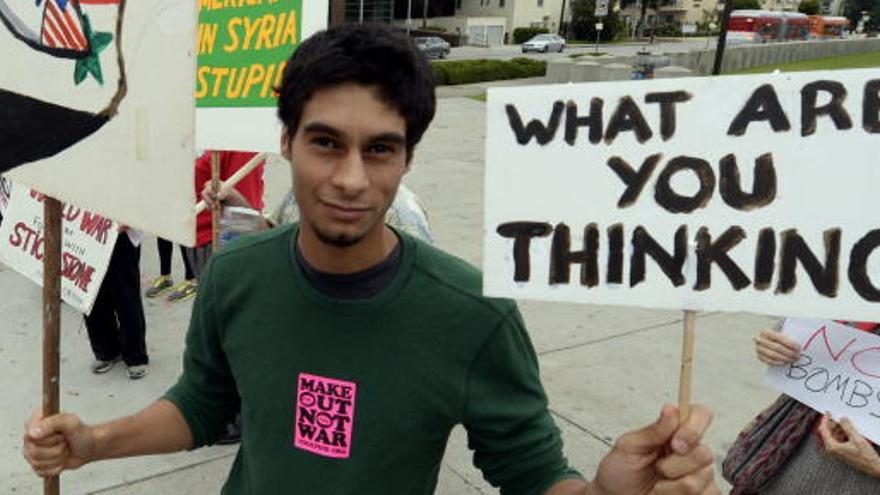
[521,34,565,53]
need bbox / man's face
[285,83,409,248]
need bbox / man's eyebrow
[302,122,343,137]
[369,132,406,145]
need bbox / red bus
[809,15,850,39]
[727,10,785,43]
[781,12,811,41]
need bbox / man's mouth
[321,200,371,221]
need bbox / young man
[23,24,718,494]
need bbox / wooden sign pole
[677,310,697,423]
[42,197,63,495]
[210,151,221,252]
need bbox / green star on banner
[74,14,113,86]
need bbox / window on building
[500,0,505,6]
[457,0,462,8]
[538,0,544,6]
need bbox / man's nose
[331,151,370,195]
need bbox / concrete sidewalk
[0,97,779,494]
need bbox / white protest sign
[194,0,329,152]
[484,70,880,321]
[0,184,118,314]
[766,318,880,445]
[2,0,197,245]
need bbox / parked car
[415,36,451,59]
[521,34,565,53]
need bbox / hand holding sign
[755,328,801,366]
[591,404,719,495]
[817,414,880,477]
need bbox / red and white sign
[0,183,118,314]
[766,318,880,445]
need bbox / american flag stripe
[61,5,88,47]
[43,28,58,48]
[44,13,76,50]
[41,0,87,52]
[47,0,81,49]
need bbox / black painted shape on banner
[497,221,553,282]
[727,84,791,136]
[864,80,880,133]
[849,230,880,302]
[694,226,750,291]
[719,153,777,211]
[630,225,688,287]
[777,228,841,298]
[754,228,777,291]
[801,80,853,137]
[0,89,108,174]
[549,223,599,286]
[644,91,692,141]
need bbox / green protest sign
[196,0,302,108]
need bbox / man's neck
[296,224,399,274]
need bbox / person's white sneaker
[90,356,120,374]
[127,364,149,380]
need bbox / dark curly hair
[276,23,436,161]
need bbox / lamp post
[407,0,413,34]
[422,0,429,28]
[559,0,568,36]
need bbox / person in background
[84,226,149,380]
[184,150,265,285]
[145,238,197,302]
[725,320,880,494]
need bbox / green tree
[569,0,623,41]
[798,0,821,14]
[845,0,880,32]
[731,0,762,9]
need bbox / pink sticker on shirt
[294,373,357,459]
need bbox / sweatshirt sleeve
[463,307,583,494]
[163,260,239,448]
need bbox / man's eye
[312,137,338,149]
[368,143,394,154]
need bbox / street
[444,38,715,61]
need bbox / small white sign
[766,318,880,446]
[596,22,604,31]
[0,184,118,314]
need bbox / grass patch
[731,50,880,74]
[465,92,487,102]
[431,58,547,86]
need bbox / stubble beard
[313,226,364,248]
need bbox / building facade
[454,0,569,36]
[619,0,721,34]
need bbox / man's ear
[280,127,292,160]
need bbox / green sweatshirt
[164,224,581,494]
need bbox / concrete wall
[692,38,880,75]
[544,37,880,84]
